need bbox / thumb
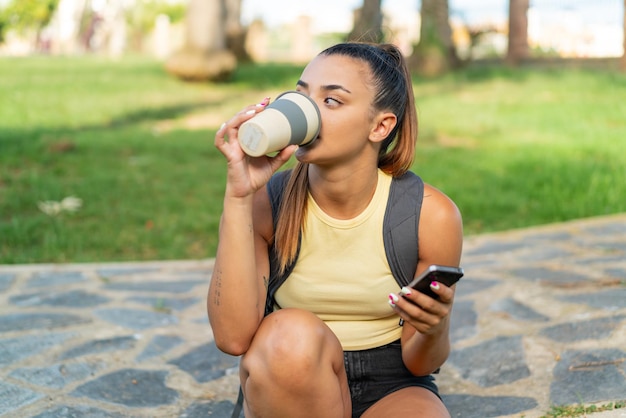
[270,145,297,169]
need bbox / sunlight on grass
[1,56,625,263]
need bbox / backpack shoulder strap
[383,171,424,287]
[265,169,295,315]
[231,387,244,418]
[267,169,292,228]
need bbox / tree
[165,0,236,82]
[224,0,250,62]
[409,0,459,76]
[125,0,186,52]
[506,0,529,66]
[347,0,383,43]
[0,0,59,49]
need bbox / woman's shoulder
[421,183,463,232]
[422,183,461,220]
[418,182,464,263]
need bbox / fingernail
[219,122,226,131]
[257,97,270,107]
[388,293,399,306]
[430,281,440,290]
[245,109,256,115]
[400,287,412,296]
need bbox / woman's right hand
[215,99,297,198]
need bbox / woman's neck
[307,164,380,220]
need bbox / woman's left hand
[388,282,455,336]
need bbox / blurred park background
[0,0,625,264]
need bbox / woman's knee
[242,308,342,381]
[240,309,350,417]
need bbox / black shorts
[343,340,440,418]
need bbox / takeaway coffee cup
[238,91,321,157]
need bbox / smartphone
[407,265,464,300]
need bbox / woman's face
[293,54,379,165]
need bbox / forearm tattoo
[213,268,222,306]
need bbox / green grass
[1,56,625,263]
[540,400,626,417]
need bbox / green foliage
[1,56,625,263]
[0,0,59,35]
[540,400,626,417]
[126,0,186,34]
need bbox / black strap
[265,170,295,316]
[382,170,424,287]
[231,386,244,418]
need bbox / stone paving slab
[1,214,625,417]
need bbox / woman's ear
[369,112,397,143]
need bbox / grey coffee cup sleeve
[267,99,309,146]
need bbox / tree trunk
[224,0,250,62]
[165,0,236,82]
[347,0,383,43]
[506,0,529,66]
[409,0,459,76]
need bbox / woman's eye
[324,97,341,106]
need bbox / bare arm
[208,190,269,355]
[391,183,463,376]
[207,103,296,355]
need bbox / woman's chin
[295,144,312,161]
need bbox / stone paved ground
[1,214,625,418]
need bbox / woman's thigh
[361,386,450,418]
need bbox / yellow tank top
[274,170,402,350]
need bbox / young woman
[209,42,463,418]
